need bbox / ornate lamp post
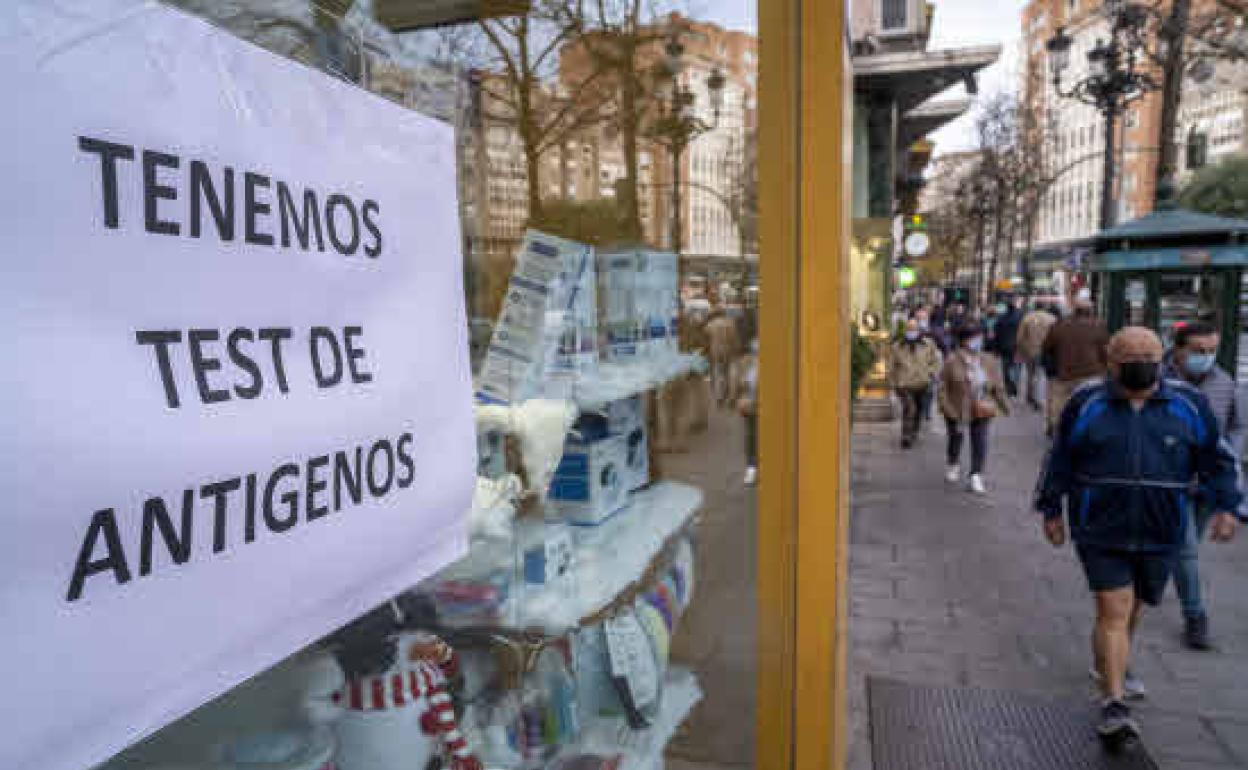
[651,27,725,264]
[1045,2,1156,231]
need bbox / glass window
[76,4,763,770]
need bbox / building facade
[849,0,999,326]
[1176,57,1248,182]
[1021,0,1245,259]
[556,14,758,285]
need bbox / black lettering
[264,463,300,532]
[362,199,382,257]
[343,326,372,384]
[66,508,132,602]
[227,329,263,399]
[143,150,181,236]
[244,172,275,246]
[258,328,293,394]
[201,478,241,553]
[190,160,235,240]
[244,473,258,543]
[78,136,135,229]
[140,491,194,576]
[310,326,344,388]
[396,432,415,489]
[277,183,325,251]
[306,455,330,520]
[136,330,183,408]
[333,447,363,510]
[188,329,229,404]
[366,440,395,497]
[325,194,360,255]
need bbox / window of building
[881,0,909,30]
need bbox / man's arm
[1226,383,1248,457]
[1194,395,1245,519]
[1035,394,1080,520]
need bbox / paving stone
[850,406,1248,768]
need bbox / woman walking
[939,325,1010,494]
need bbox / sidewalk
[848,407,1248,770]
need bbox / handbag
[971,398,998,420]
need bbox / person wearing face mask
[890,318,941,448]
[1042,296,1110,435]
[1035,327,1244,748]
[1162,321,1247,650]
[989,296,1024,398]
[938,325,1009,494]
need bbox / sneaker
[968,474,986,495]
[944,465,960,483]
[1097,698,1141,743]
[1089,668,1147,700]
[900,436,914,449]
[743,466,758,487]
[1183,614,1213,651]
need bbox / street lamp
[1045,4,1157,232]
[651,25,726,268]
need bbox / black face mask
[1117,361,1160,391]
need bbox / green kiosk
[1092,200,1248,379]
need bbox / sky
[692,0,1025,155]
[925,0,1027,153]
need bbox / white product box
[478,231,598,403]
[548,433,631,525]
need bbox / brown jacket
[1042,315,1109,381]
[1016,309,1056,361]
[938,351,1010,423]
[889,337,940,390]
[704,314,741,363]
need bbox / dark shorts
[1075,545,1172,606]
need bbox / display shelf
[564,667,702,770]
[438,481,702,635]
[570,354,704,409]
[511,481,702,633]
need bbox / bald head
[1107,326,1163,364]
[1108,326,1164,397]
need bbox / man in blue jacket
[1035,327,1242,746]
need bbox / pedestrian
[938,325,1009,494]
[1162,320,1247,650]
[890,318,941,448]
[704,308,741,408]
[991,296,1023,398]
[1016,301,1057,411]
[1042,296,1109,435]
[1035,327,1243,747]
[734,338,759,486]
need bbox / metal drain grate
[869,678,1159,770]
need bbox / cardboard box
[548,433,631,525]
[478,231,597,403]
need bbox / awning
[852,44,1001,113]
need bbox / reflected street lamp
[1046,3,1157,231]
[650,24,726,262]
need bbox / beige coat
[889,337,940,390]
[939,351,1010,423]
[704,314,741,363]
[1016,309,1056,361]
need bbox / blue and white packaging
[548,433,631,525]
[601,396,648,492]
[478,231,597,403]
[596,248,679,362]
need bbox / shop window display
[70,3,760,770]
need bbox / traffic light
[904,213,928,232]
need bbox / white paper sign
[0,3,475,770]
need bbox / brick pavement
[849,407,1248,770]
